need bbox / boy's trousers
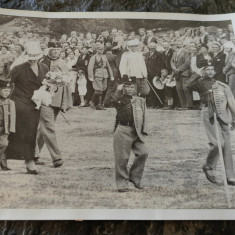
[202,106,235,179]
[113,125,148,190]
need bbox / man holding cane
[186,61,235,186]
[119,39,150,98]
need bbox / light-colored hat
[127,39,139,47]
[153,76,164,90]
[148,42,157,48]
[25,41,43,60]
[211,41,221,48]
[223,41,235,49]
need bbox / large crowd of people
[0,23,235,110]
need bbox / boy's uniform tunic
[113,90,148,190]
[186,76,235,179]
[0,97,15,166]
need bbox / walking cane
[146,79,163,105]
[213,112,232,208]
[60,111,70,126]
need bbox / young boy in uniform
[112,75,148,192]
[0,80,15,170]
[186,61,235,185]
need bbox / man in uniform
[186,61,235,185]
[119,39,150,98]
[112,75,148,192]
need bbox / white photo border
[0,8,235,220]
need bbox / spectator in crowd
[196,44,212,70]
[103,45,120,107]
[67,50,78,105]
[209,41,226,83]
[119,39,150,98]
[76,46,92,105]
[88,44,114,110]
[171,40,192,109]
[111,28,124,56]
[146,30,158,45]
[216,28,224,42]
[207,34,216,52]
[228,24,234,40]
[144,42,163,108]
[138,28,147,44]
[67,31,78,43]
[182,28,193,47]
[199,26,208,44]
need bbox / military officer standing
[112,75,148,192]
[186,61,235,185]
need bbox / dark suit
[103,52,121,107]
[145,36,158,45]
[76,54,93,103]
[76,53,90,76]
[140,35,148,45]
[200,33,208,44]
[196,53,211,69]
[103,36,113,45]
[209,51,226,83]
[145,51,163,107]
[162,48,179,107]
[162,48,173,74]
[171,48,193,108]
[6,62,49,161]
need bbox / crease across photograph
[0,8,235,220]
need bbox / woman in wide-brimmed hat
[5,41,49,174]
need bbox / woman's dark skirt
[5,100,40,162]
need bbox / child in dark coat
[0,80,15,170]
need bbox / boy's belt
[118,121,135,127]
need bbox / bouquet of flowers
[32,71,70,109]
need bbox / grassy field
[1,107,235,209]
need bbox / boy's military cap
[0,80,12,89]
[121,74,136,85]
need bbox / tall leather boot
[89,93,99,109]
[96,95,105,110]
[1,154,11,171]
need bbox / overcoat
[5,62,49,161]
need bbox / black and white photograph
[0,9,235,219]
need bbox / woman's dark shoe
[34,158,45,165]
[26,167,38,175]
[0,162,11,171]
